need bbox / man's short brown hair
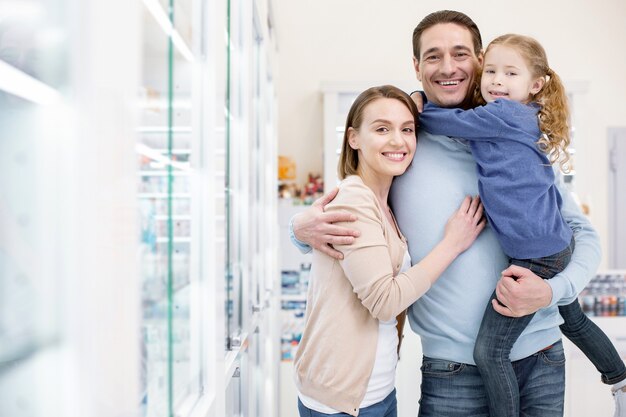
[412,10,482,60]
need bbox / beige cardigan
[294,175,432,416]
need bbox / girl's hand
[442,196,486,255]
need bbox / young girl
[293,85,486,417]
[419,34,626,417]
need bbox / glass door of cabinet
[224,0,246,351]
[137,1,200,415]
[212,0,228,352]
[0,2,70,415]
[0,0,69,367]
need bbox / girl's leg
[473,246,571,417]
[559,298,626,384]
[473,289,534,417]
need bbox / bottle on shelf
[580,272,626,317]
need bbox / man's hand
[491,265,552,317]
[292,187,360,260]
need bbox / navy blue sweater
[419,99,572,259]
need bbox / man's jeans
[297,389,397,417]
[418,341,565,417]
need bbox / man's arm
[289,187,360,259]
[493,174,601,317]
[544,178,602,306]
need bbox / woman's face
[348,98,417,181]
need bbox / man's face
[413,23,482,108]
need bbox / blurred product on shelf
[280,262,311,361]
[278,173,324,205]
[280,262,311,296]
[278,155,297,180]
[579,272,626,317]
[303,173,324,202]
[281,270,301,295]
[278,173,324,204]
[278,182,299,199]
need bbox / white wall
[275,0,626,268]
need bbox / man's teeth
[439,81,459,86]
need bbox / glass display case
[1,0,279,416]
[137,0,199,415]
[225,0,244,351]
[0,1,70,415]
[138,0,280,415]
[2,1,143,416]
[0,0,68,364]
[219,1,281,416]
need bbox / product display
[280,263,311,361]
[579,272,626,317]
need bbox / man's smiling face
[414,23,482,108]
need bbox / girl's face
[480,44,545,104]
[348,98,416,182]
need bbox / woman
[294,85,486,417]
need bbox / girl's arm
[419,100,530,141]
[331,182,485,321]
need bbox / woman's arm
[333,185,485,321]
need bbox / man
[291,10,601,417]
